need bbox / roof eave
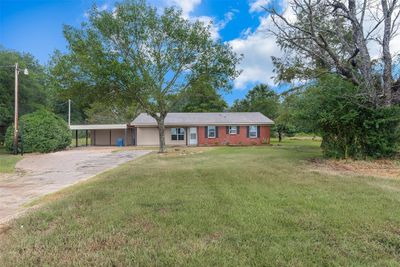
[131,122,274,127]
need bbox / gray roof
[131,112,274,126]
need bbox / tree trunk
[381,0,393,106]
[157,117,166,153]
[348,0,375,102]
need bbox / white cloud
[167,0,201,18]
[219,11,235,29]
[197,11,235,40]
[228,15,281,89]
[165,0,234,40]
[249,0,270,13]
[98,3,109,11]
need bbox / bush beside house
[5,110,71,153]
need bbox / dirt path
[0,148,151,224]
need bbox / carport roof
[131,112,274,126]
[69,124,128,130]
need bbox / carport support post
[124,128,127,146]
[85,130,88,146]
[75,130,78,147]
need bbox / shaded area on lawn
[1,140,400,266]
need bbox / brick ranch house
[69,112,274,146]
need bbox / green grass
[0,147,22,173]
[1,140,400,266]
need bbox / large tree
[50,0,240,152]
[267,0,400,106]
[230,84,279,120]
[173,76,228,112]
[85,101,139,124]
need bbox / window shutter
[246,126,249,138]
[226,126,229,134]
[216,126,219,138]
[257,126,260,138]
[237,126,240,134]
[205,126,208,138]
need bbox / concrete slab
[0,148,151,224]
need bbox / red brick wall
[198,125,270,145]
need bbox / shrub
[5,110,71,153]
[297,74,400,159]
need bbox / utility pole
[68,99,71,126]
[13,63,19,155]
[0,63,27,155]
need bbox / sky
[0,0,286,105]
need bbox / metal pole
[68,99,71,126]
[13,63,19,155]
[124,128,127,146]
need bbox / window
[229,126,237,135]
[171,128,185,140]
[249,125,257,138]
[208,126,216,138]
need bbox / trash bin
[116,138,124,147]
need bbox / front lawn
[0,147,22,173]
[1,140,400,266]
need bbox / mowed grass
[0,147,22,173]
[1,140,400,266]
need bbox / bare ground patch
[308,158,400,179]
[159,147,215,157]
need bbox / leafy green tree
[0,48,49,142]
[50,0,240,152]
[274,123,296,142]
[294,75,400,159]
[5,110,71,153]
[174,77,227,112]
[230,84,279,120]
[273,92,306,142]
[85,102,139,124]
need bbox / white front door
[189,127,198,146]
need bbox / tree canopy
[0,48,50,142]
[51,0,241,152]
[173,76,227,112]
[291,74,400,158]
[268,0,400,106]
[84,101,139,124]
[230,84,279,120]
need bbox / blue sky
[0,0,284,104]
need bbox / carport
[69,124,136,147]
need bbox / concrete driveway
[0,148,151,224]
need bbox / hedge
[5,110,71,153]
